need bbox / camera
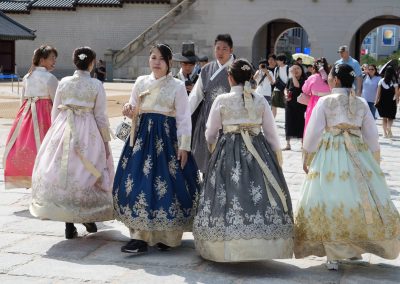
[260,64,266,69]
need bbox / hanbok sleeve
[175,82,192,151]
[93,82,111,142]
[302,75,313,96]
[302,98,326,165]
[128,79,140,108]
[188,75,204,115]
[20,77,26,105]
[360,101,380,163]
[51,83,62,123]
[205,97,222,146]
[47,75,59,101]
[261,100,282,166]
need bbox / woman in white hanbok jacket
[193,59,293,262]
[30,47,114,239]
[295,64,400,270]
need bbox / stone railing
[112,0,196,68]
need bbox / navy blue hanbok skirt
[113,113,200,241]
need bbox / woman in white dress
[30,47,114,239]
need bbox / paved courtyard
[0,82,399,283]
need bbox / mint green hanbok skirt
[294,129,400,261]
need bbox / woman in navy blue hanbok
[113,44,200,254]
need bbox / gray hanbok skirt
[193,131,294,262]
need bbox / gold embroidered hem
[130,229,183,247]
[99,127,111,142]
[302,150,315,167]
[29,201,114,223]
[207,143,216,153]
[275,150,283,167]
[195,238,294,262]
[295,240,400,261]
[294,202,400,260]
[5,176,31,189]
[372,151,380,164]
[178,135,191,151]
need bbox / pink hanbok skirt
[4,98,52,189]
[304,95,321,137]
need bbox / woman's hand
[177,149,188,169]
[122,103,135,118]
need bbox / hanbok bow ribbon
[243,81,256,120]
[57,105,101,189]
[348,88,357,118]
[327,125,387,226]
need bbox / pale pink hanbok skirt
[30,109,114,223]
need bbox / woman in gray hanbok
[193,59,294,262]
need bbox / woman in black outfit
[284,62,307,150]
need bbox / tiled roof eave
[0,34,36,40]
[30,7,77,11]
[1,10,30,14]
[77,4,122,7]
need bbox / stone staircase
[109,0,210,79]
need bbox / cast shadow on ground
[44,235,400,283]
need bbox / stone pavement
[0,83,399,283]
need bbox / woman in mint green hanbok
[294,64,400,270]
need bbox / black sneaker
[156,242,171,251]
[121,239,148,254]
[65,223,78,239]
[83,223,97,233]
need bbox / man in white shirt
[271,54,290,117]
[254,59,274,105]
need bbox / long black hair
[383,66,397,85]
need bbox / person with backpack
[271,54,290,117]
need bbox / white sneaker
[326,260,339,270]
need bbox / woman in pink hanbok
[30,47,114,239]
[3,45,58,189]
[302,58,330,136]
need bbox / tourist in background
[3,45,58,189]
[375,65,399,138]
[361,64,380,118]
[173,42,199,95]
[254,59,274,105]
[271,54,290,118]
[302,57,330,136]
[30,47,114,239]
[283,62,307,150]
[94,59,106,83]
[335,45,362,96]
